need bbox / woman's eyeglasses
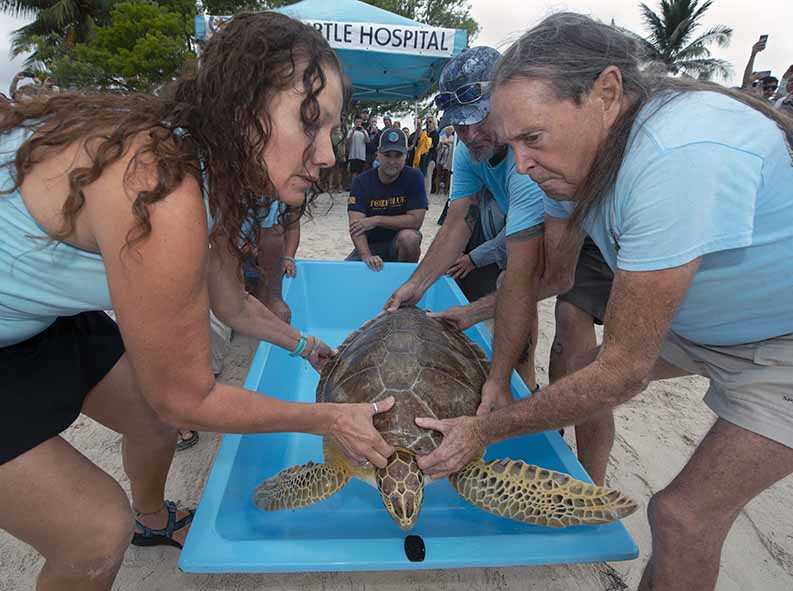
[434,81,492,111]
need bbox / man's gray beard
[467,143,497,163]
[379,166,403,182]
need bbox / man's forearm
[489,269,537,382]
[464,292,497,324]
[469,229,507,269]
[371,214,423,231]
[408,217,472,292]
[480,355,644,444]
[351,232,372,258]
[536,270,575,301]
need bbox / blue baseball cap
[437,46,501,129]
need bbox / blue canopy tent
[194,0,469,103]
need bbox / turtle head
[375,448,425,530]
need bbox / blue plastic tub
[179,261,638,573]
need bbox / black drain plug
[404,535,426,562]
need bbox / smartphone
[755,70,772,79]
[759,34,769,43]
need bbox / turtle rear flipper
[449,459,638,528]
[254,462,351,511]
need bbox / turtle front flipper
[254,461,351,511]
[449,459,638,528]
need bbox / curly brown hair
[0,12,347,265]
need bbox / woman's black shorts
[0,311,125,465]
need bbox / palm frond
[677,57,732,80]
[683,25,732,50]
[10,19,50,57]
[36,0,80,30]
[689,0,715,26]
[639,3,668,48]
[638,0,733,80]
[0,0,51,19]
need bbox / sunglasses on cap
[434,81,492,111]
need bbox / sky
[1,1,791,95]
[468,0,792,87]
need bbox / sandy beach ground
[2,190,791,590]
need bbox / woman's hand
[326,396,397,468]
[301,335,336,372]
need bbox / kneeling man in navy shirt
[346,128,428,271]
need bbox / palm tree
[633,0,732,80]
[0,0,112,66]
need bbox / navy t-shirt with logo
[347,167,428,244]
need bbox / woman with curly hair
[0,12,396,590]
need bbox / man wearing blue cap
[384,47,548,414]
[346,127,428,271]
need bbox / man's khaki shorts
[660,331,793,449]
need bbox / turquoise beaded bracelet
[289,334,307,357]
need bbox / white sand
[2,191,791,590]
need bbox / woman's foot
[175,429,199,452]
[132,501,194,549]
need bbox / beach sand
[2,191,791,590]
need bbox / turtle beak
[376,449,425,530]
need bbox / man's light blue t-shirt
[545,91,793,346]
[450,141,545,236]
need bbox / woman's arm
[89,169,394,466]
[207,230,299,350]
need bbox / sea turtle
[254,307,637,530]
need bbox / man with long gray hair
[414,13,793,591]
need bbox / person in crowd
[365,118,380,169]
[433,125,455,195]
[773,65,793,114]
[346,128,427,271]
[423,116,440,193]
[742,35,780,100]
[446,188,506,303]
[346,115,369,180]
[411,120,432,175]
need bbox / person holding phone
[774,65,793,114]
[742,34,779,99]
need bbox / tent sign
[306,20,455,57]
[199,16,455,58]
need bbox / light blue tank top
[0,126,113,346]
[0,125,282,347]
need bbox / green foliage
[49,0,195,91]
[0,0,113,64]
[368,0,478,40]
